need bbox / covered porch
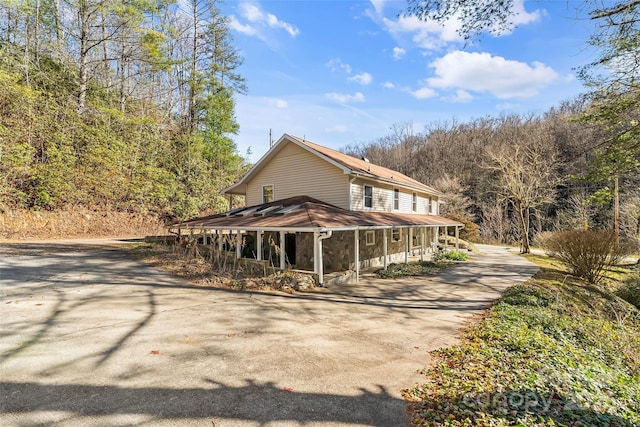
[169,196,464,286]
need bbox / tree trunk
[517,200,530,253]
[77,0,90,112]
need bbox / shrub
[617,274,640,309]
[539,230,633,284]
[431,249,470,263]
[443,213,481,242]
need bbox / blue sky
[219,0,597,161]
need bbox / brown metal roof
[174,196,462,231]
[288,135,441,195]
[223,134,443,197]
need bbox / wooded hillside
[0,0,248,223]
[345,106,640,246]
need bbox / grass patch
[376,261,445,278]
[376,249,470,278]
[404,255,640,426]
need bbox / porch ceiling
[173,196,463,232]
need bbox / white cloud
[369,0,387,15]
[325,124,349,133]
[326,92,366,103]
[409,86,438,99]
[379,14,463,51]
[326,58,352,74]
[383,81,395,89]
[510,0,543,26]
[229,16,257,36]
[392,47,406,60]
[233,2,299,38]
[349,72,373,85]
[370,0,543,52]
[427,51,559,99]
[448,89,474,103]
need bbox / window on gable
[391,228,401,242]
[412,193,417,212]
[364,185,373,208]
[393,188,399,210]
[365,230,375,246]
[262,185,274,203]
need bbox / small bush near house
[538,230,634,284]
[431,249,470,263]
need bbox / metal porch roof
[173,196,463,232]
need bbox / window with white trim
[363,185,373,208]
[262,185,274,203]
[393,188,399,210]
[427,197,433,213]
[365,230,375,246]
[391,228,401,242]
[412,192,417,212]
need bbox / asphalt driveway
[0,241,538,426]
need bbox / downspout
[317,230,333,286]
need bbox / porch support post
[313,231,319,275]
[317,235,324,286]
[420,227,425,261]
[455,226,460,250]
[433,226,439,251]
[236,231,242,259]
[404,228,409,264]
[383,228,388,270]
[354,229,360,283]
[444,226,449,247]
[218,230,223,252]
[279,231,286,270]
[256,230,262,261]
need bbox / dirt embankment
[0,208,166,241]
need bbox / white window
[391,228,401,242]
[393,188,400,210]
[412,193,417,212]
[428,197,432,213]
[365,230,375,246]
[262,185,274,203]
[364,185,373,208]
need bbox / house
[171,134,463,285]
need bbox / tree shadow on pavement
[0,380,406,426]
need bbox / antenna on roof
[269,128,273,148]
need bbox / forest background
[0,0,638,248]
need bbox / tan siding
[351,179,393,212]
[351,178,438,214]
[246,142,349,208]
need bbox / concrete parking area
[0,242,537,426]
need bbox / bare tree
[485,123,561,253]
[432,173,473,218]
